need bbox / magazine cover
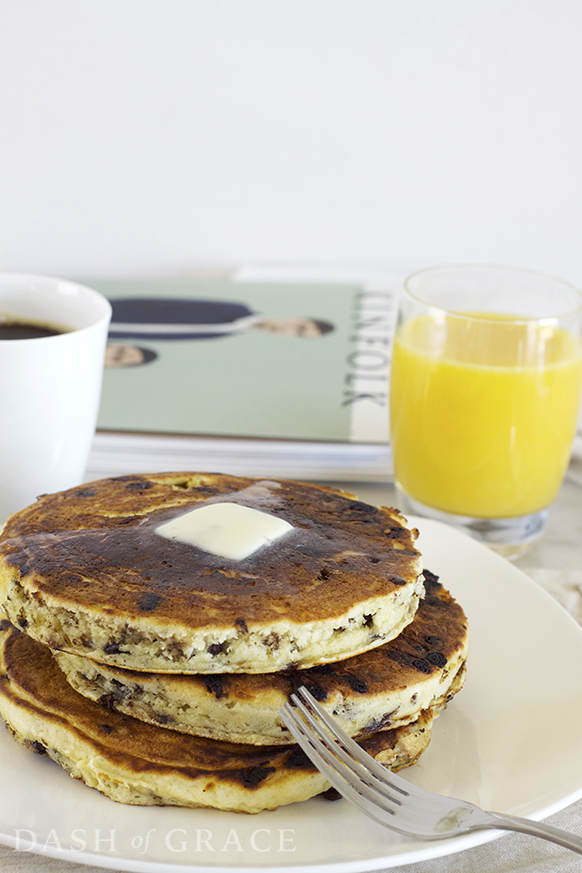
[88,277,398,445]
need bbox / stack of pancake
[0,472,467,814]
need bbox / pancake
[0,472,424,674]
[55,570,467,744]
[0,619,435,814]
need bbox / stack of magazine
[86,267,407,483]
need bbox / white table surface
[1,461,581,873]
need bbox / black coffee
[0,318,70,340]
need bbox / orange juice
[390,313,582,518]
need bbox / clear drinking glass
[390,265,582,559]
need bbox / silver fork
[280,687,582,855]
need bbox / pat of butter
[155,502,293,560]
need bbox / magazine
[86,270,403,482]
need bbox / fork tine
[294,687,411,797]
[287,693,407,807]
[292,688,451,810]
[292,686,466,807]
[280,700,403,828]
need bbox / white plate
[2,517,582,872]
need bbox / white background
[1,0,581,287]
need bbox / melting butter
[155,502,294,560]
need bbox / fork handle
[487,812,582,855]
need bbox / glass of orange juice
[390,265,582,559]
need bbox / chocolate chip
[204,676,224,699]
[345,675,368,693]
[240,763,276,786]
[138,592,163,612]
[387,574,407,586]
[125,481,154,491]
[284,748,313,769]
[103,642,129,655]
[98,693,118,710]
[364,710,394,732]
[17,617,28,629]
[100,724,114,734]
[167,639,185,659]
[235,618,248,633]
[31,741,47,756]
[321,787,343,801]
[75,489,96,498]
[103,642,119,655]
[427,651,447,668]
[412,658,432,674]
[309,664,334,675]
[208,642,224,656]
[425,635,440,646]
[303,682,328,701]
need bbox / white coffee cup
[0,274,112,522]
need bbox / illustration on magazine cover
[105,295,334,369]
[91,278,397,444]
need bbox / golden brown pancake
[55,570,467,744]
[0,619,436,814]
[0,473,424,674]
